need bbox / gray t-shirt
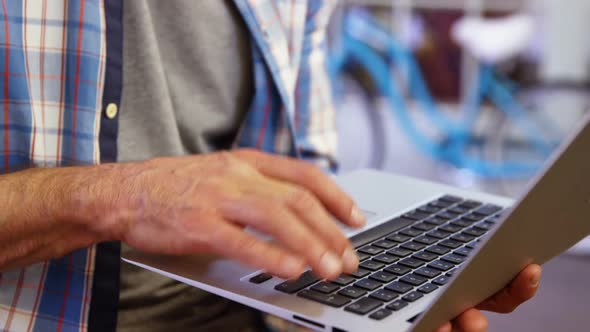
[117,1,261,331]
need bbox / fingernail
[351,206,366,227]
[280,256,303,278]
[320,251,343,278]
[530,273,541,287]
[342,247,359,272]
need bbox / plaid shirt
[0,0,338,331]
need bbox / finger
[476,264,541,313]
[204,218,306,279]
[433,322,452,332]
[219,195,345,280]
[453,308,488,332]
[234,149,366,228]
[284,184,358,273]
[247,177,357,273]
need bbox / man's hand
[434,264,542,332]
[82,149,365,280]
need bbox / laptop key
[388,247,413,258]
[433,275,450,286]
[449,206,469,215]
[426,245,451,256]
[369,308,393,320]
[360,260,385,271]
[442,254,466,264]
[418,283,439,294]
[399,228,423,237]
[373,240,397,249]
[311,282,340,294]
[418,205,441,214]
[414,267,441,279]
[275,271,320,294]
[345,297,382,315]
[451,234,475,243]
[401,242,426,252]
[475,222,494,231]
[370,271,397,283]
[249,273,272,284]
[357,251,370,262]
[348,268,371,279]
[373,254,399,265]
[298,290,351,308]
[439,224,462,233]
[424,216,447,226]
[399,258,425,269]
[400,274,427,286]
[338,286,367,299]
[387,299,409,311]
[402,291,424,302]
[437,212,458,220]
[386,234,410,243]
[440,195,463,203]
[355,278,382,291]
[451,219,473,228]
[413,222,436,232]
[489,214,503,222]
[459,200,482,209]
[439,239,463,249]
[428,260,454,271]
[415,236,438,245]
[385,281,413,294]
[464,227,487,237]
[431,200,453,208]
[370,289,399,302]
[332,275,356,286]
[384,264,411,276]
[413,251,438,262]
[446,269,458,277]
[358,246,384,256]
[427,230,451,239]
[454,247,473,257]
[404,211,431,221]
[463,213,484,222]
[474,204,503,216]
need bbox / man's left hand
[435,264,542,332]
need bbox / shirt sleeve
[294,0,339,171]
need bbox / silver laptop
[123,113,590,332]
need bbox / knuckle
[234,148,260,158]
[214,151,258,178]
[307,242,330,264]
[271,250,291,269]
[333,235,350,252]
[205,224,228,247]
[233,149,263,167]
[237,235,262,258]
[287,187,318,211]
[212,151,238,171]
[296,161,322,182]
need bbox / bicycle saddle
[452,14,535,64]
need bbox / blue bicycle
[329,9,559,179]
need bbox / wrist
[41,164,128,243]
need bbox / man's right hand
[78,149,365,280]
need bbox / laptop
[123,113,590,332]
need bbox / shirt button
[105,103,118,119]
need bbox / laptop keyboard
[251,195,504,322]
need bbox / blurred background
[328,0,590,330]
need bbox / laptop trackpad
[336,171,440,237]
